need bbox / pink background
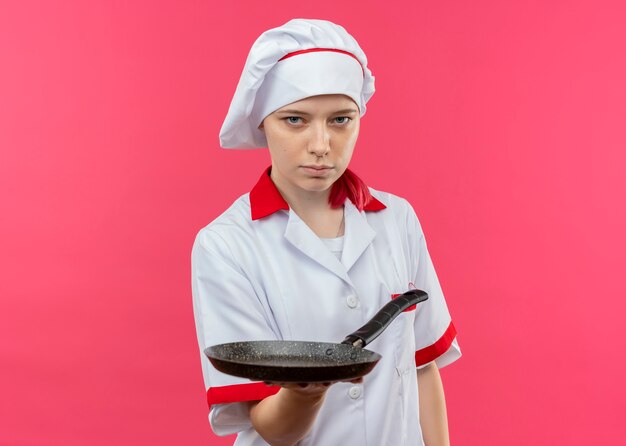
[1,1,625,444]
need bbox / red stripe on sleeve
[414,322,457,367]
[207,382,281,410]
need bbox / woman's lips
[301,165,333,177]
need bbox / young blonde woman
[192,18,461,446]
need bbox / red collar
[250,166,386,220]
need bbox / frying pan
[204,289,428,383]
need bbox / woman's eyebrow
[275,108,358,115]
[332,108,359,114]
[275,109,310,115]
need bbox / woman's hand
[263,376,363,396]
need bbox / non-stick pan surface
[205,290,428,382]
[206,340,381,383]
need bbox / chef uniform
[192,19,461,446]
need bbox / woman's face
[259,94,360,197]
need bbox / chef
[192,18,461,446]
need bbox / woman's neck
[292,202,344,238]
[271,173,344,238]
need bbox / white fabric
[192,188,461,445]
[219,18,375,149]
[250,50,364,130]
[321,235,345,260]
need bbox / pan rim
[204,340,382,368]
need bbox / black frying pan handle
[341,289,428,347]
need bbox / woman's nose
[307,124,330,157]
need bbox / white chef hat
[219,18,376,149]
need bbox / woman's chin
[298,176,337,192]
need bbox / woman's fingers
[263,378,361,387]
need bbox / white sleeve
[209,403,256,437]
[405,203,462,369]
[192,228,280,436]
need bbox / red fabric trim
[249,166,386,220]
[278,48,364,75]
[207,382,281,410]
[391,293,417,312]
[414,322,457,367]
[363,195,386,211]
[250,166,290,220]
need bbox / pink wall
[1,1,625,444]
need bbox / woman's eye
[285,117,302,125]
[334,117,351,124]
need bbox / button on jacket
[192,167,461,445]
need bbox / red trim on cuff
[207,382,281,410]
[414,322,457,367]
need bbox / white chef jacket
[192,167,461,446]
